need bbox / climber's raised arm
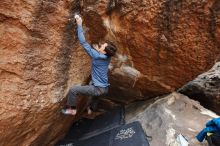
[75,15,101,58]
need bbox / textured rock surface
[81,0,220,102]
[0,0,88,146]
[126,92,219,146]
[1,0,220,145]
[179,61,220,114]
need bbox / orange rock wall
[0,0,90,146]
[83,0,220,102]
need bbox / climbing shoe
[61,108,77,116]
[87,107,92,115]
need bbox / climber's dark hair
[105,41,117,57]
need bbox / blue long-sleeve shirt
[77,25,111,87]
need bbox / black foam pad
[78,121,150,146]
[56,106,125,146]
[80,106,125,140]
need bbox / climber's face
[98,43,107,54]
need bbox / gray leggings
[66,84,108,109]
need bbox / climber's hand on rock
[75,15,82,26]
